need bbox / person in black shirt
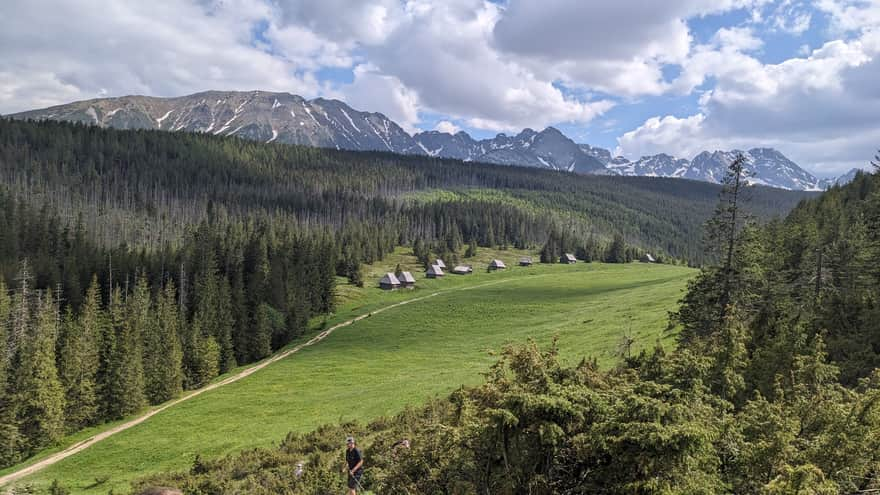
[343,436,364,494]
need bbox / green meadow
[5,249,694,493]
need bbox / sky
[1,0,879,177]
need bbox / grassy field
[5,248,695,493]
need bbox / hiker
[343,436,364,494]
[294,461,304,479]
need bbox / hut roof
[427,265,445,276]
[452,265,472,273]
[641,253,656,263]
[397,271,416,283]
[520,257,532,263]
[434,259,447,268]
[563,253,577,262]
[490,259,507,268]
[380,272,401,286]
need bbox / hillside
[9,91,849,190]
[1,254,695,493]
[0,119,812,265]
[113,169,880,495]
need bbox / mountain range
[8,90,857,190]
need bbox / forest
[0,118,814,472]
[132,160,880,494]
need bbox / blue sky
[1,0,879,176]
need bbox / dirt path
[0,277,523,487]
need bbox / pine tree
[708,154,749,321]
[14,290,65,453]
[143,280,183,404]
[58,277,104,431]
[251,303,275,361]
[96,283,116,421]
[606,233,627,263]
[57,278,101,430]
[0,278,21,466]
[104,284,146,419]
[186,316,219,389]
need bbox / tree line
[0,118,811,264]
[0,193,342,467]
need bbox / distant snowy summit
[9,90,855,190]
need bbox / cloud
[491,0,770,97]
[619,29,880,175]
[434,120,461,134]
[342,64,421,133]
[0,0,319,114]
[354,0,614,131]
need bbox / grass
[6,248,695,493]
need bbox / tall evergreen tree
[14,291,65,453]
[708,154,749,320]
[57,278,100,430]
[143,281,183,404]
[104,284,146,419]
[0,278,21,466]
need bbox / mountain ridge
[8,90,852,190]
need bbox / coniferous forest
[135,159,880,493]
[0,118,815,471]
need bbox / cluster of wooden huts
[378,256,511,290]
[378,252,656,289]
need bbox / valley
[1,250,694,493]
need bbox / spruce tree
[251,303,274,361]
[0,278,21,466]
[143,281,183,404]
[57,276,100,430]
[15,291,65,453]
[186,316,219,389]
[104,284,146,419]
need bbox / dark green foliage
[143,281,183,405]
[57,277,100,430]
[14,289,65,454]
[104,286,146,419]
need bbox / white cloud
[620,29,880,175]
[342,64,421,133]
[434,120,461,134]
[491,0,770,97]
[352,0,614,131]
[713,27,764,52]
[0,0,319,114]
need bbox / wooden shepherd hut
[396,271,416,288]
[561,253,577,264]
[379,272,401,290]
[519,257,533,266]
[489,259,507,270]
[434,259,447,269]
[426,264,445,278]
[452,265,473,275]
[640,253,656,263]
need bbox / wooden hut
[426,264,445,278]
[560,253,577,264]
[434,259,447,269]
[396,271,416,288]
[379,272,401,290]
[640,253,656,263]
[519,257,533,266]
[489,259,507,270]
[452,265,473,275]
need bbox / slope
[2,250,695,494]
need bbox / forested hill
[0,118,811,264]
[134,166,880,494]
